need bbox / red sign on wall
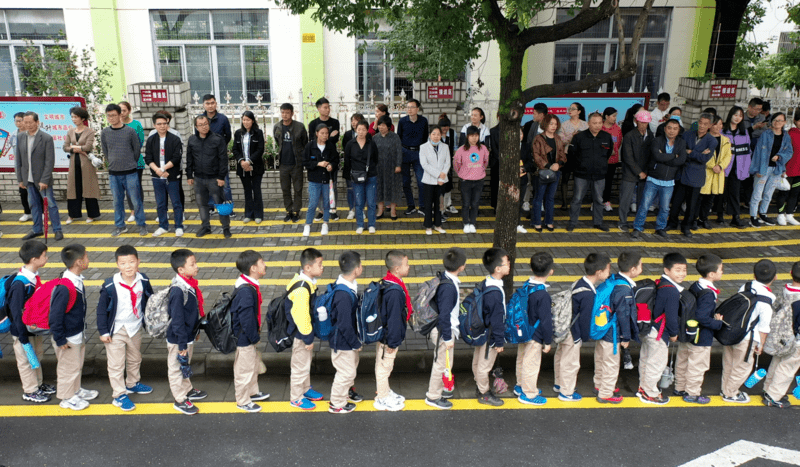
[709,84,737,99]
[141,89,168,103]
[427,85,454,100]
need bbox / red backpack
[22,279,77,335]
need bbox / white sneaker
[255,218,262,224]
[787,214,800,226]
[522,201,530,211]
[434,226,446,234]
[778,213,787,226]
[86,218,95,224]
[517,225,528,233]
[356,227,363,234]
[388,390,406,403]
[321,224,329,235]
[126,215,135,223]
[76,387,99,401]
[463,225,470,233]
[649,205,655,212]
[603,201,612,212]
[368,226,376,234]
[347,210,355,220]
[65,218,73,225]
[373,396,404,412]
[155,217,160,224]
[175,228,184,237]
[469,225,477,233]
[303,225,311,237]
[447,206,458,214]
[60,395,89,411]
[152,227,168,237]
[243,217,252,224]
[631,203,637,213]
[19,213,31,222]
[426,229,433,236]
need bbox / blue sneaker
[112,394,136,411]
[518,394,547,406]
[126,382,153,395]
[558,392,583,402]
[304,388,324,401]
[553,384,561,393]
[291,397,316,410]
[513,385,524,397]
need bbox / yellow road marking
[0,206,491,215]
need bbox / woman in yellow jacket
[698,115,732,229]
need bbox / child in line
[374,250,411,412]
[51,244,97,411]
[674,254,725,405]
[230,250,271,413]
[454,125,489,234]
[329,251,365,414]
[168,249,207,415]
[425,247,466,410]
[517,252,555,406]
[762,261,800,408]
[96,245,155,412]
[474,248,509,406]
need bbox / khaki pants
[519,341,543,397]
[53,339,85,400]
[721,340,755,398]
[639,328,668,397]
[375,343,398,399]
[234,345,260,406]
[674,343,711,397]
[167,343,194,403]
[290,337,314,402]
[553,338,581,395]
[331,349,359,408]
[472,343,499,394]
[105,327,143,398]
[594,341,620,399]
[13,336,44,394]
[426,329,454,401]
[763,344,800,401]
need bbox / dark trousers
[280,164,304,213]
[603,163,620,202]
[422,183,442,228]
[698,194,716,222]
[401,153,423,210]
[618,179,640,228]
[240,173,264,219]
[775,175,800,215]
[194,178,230,229]
[19,187,32,214]
[519,174,530,222]
[125,169,144,212]
[460,179,483,226]
[569,176,605,227]
[560,166,573,208]
[717,172,742,220]
[67,159,100,219]
[668,181,701,228]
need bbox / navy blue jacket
[793,300,800,336]
[573,278,596,342]
[689,282,724,346]
[483,286,506,348]
[434,273,458,342]
[680,131,717,187]
[607,274,637,344]
[654,277,681,343]
[96,273,154,337]
[7,275,36,345]
[231,284,261,347]
[382,284,407,349]
[167,286,199,351]
[196,111,232,145]
[330,287,360,351]
[50,283,87,347]
[529,287,553,345]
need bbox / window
[0,9,66,93]
[356,23,413,102]
[151,10,271,103]
[553,8,671,97]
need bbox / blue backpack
[589,276,628,352]
[356,280,402,345]
[459,280,501,347]
[504,283,544,344]
[314,283,357,341]
[0,273,30,333]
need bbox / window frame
[355,38,413,103]
[0,9,67,93]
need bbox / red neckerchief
[21,269,42,290]
[239,275,262,327]
[766,286,772,293]
[708,286,720,295]
[787,285,800,293]
[383,271,413,320]
[180,274,205,318]
[119,277,141,318]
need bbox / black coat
[233,128,266,177]
[647,136,688,182]
[569,129,614,181]
[620,127,654,182]
[302,140,339,184]
[186,132,228,180]
[144,132,183,180]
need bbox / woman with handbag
[63,106,100,223]
[345,121,379,234]
[302,125,339,237]
[233,111,265,224]
[749,112,792,227]
[531,114,567,232]
[419,125,450,235]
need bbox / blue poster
[521,93,650,125]
[0,97,87,172]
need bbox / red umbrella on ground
[443,348,454,392]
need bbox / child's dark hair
[754,259,777,284]
[530,252,554,277]
[443,247,467,273]
[618,251,642,273]
[19,240,47,264]
[482,248,508,275]
[61,244,86,269]
[170,249,194,273]
[300,248,323,268]
[791,261,800,283]
[696,254,722,278]
[114,245,138,261]
[663,252,687,270]
[236,250,263,275]
[339,251,362,275]
[584,253,611,275]
[385,250,407,270]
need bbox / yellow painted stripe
[0,395,764,417]
[1,206,493,215]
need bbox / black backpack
[266,281,310,352]
[203,286,253,355]
[714,281,773,351]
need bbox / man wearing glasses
[186,116,232,238]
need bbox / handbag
[351,142,371,183]
[538,168,557,184]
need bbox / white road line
[678,440,800,466]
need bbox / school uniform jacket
[382,285,407,349]
[689,281,723,347]
[435,273,459,342]
[231,283,261,347]
[607,274,637,344]
[330,285,361,352]
[50,281,87,347]
[483,281,506,348]
[572,277,596,342]
[96,273,154,337]
[529,285,553,346]
[167,278,200,351]
[7,274,37,345]
[654,276,681,343]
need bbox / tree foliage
[730,1,770,82]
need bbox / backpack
[714,281,773,352]
[22,278,77,335]
[762,293,796,358]
[679,287,715,344]
[314,283,356,341]
[356,280,395,345]
[551,281,591,344]
[504,283,544,344]
[459,280,500,347]
[0,273,31,333]
[266,281,310,352]
[634,278,674,340]
[411,272,453,337]
[145,287,187,339]
[589,277,627,345]
[203,286,251,355]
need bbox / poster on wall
[520,93,651,126]
[0,96,87,172]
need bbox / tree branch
[517,0,616,47]
[614,4,626,67]
[582,0,592,12]
[483,0,511,40]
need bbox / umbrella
[41,189,48,244]
[329,180,336,210]
[442,347,454,392]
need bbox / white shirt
[698,278,719,299]
[316,143,326,154]
[650,107,668,134]
[235,274,261,289]
[242,132,251,161]
[159,136,167,172]
[738,280,775,345]
[109,272,144,337]
[485,275,506,304]
[528,277,549,288]
[26,131,37,183]
[335,275,358,294]
[618,273,636,288]
[661,274,684,293]
[299,271,317,286]
[444,271,462,342]
[18,266,38,284]
[581,276,597,294]
[62,270,85,345]
[460,123,491,144]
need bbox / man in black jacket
[186,115,231,238]
[145,113,184,237]
[618,110,654,232]
[567,113,614,231]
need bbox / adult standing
[655,108,684,138]
[743,98,766,149]
[600,107,622,212]
[342,113,364,218]
[531,114,567,232]
[11,112,34,222]
[718,106,751,227]
[120,101,146,223]
[346,121,379,234]
[187,115,231,238]
[438,114,458,216]
[102,104,146,237]
[397,99,428,215]
[524,103,549,143]
[147,110,184,224]
[749,112,792,227]
[649,92,671,134]
[273,103,308,223]
[567,112,613,232]
[233,111,265,224]
[308,98,341,221]
[558,102,588,210]
[368,104,394,135]
[301,125,339,237]
[64,106,100,224]
[196,94,234,213]
[144,113,184,238]
[775,111,800,226]
[16,111,63,241]
[620,104,643,136]
[698,116,731,230]
[373,115,403,220]
[419,125,450,235]
[618,110,654,232]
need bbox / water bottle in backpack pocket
[314,283,357,341]
[677,289,706,344]
[459,280,498,346]
[589,277,624,343]
[504,283,543,344]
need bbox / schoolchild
[474,248,510,406]
[329,251,365,414]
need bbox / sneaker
[637,391,669,405]
[303,225,311,237]
[173,399,199,415]
[786,214,800,226]
[19,213,32,222]
[388,390,405,403]
[186,388,208,401]
[22,390,50,403]
[76,388,99,401]
[750,216,762,228]
[347,210,355,220]
[594,224,609,232]
[243,217,252,224]
[112,227,128,237]
[553,384,561,393]
[404,207,417,215]
[368,226,376,234]
[304,388,324,401]
[649,205,655,212]
[558,392,582,402]
[592,387,621,396]
[373,396,404,411]
[463,225,470,233]
[518,394,547,405]
[126,214,135,223]
[760,214,775,226]
[139,226,148,236]
[655,229,668,238]
[447,206,458,214]
[683,395,711,405]
[618,224,629,233]
[603,201,612,212]
[126,382,153,395]
[469,224,477,233]
[291,398,316,410]
[152,227,168,237]
[60,395,90,411]
[672,389,688,397]
[284,212,292,222]
[434,226,446,234]
[237,402,262,413]
[251,392,270,401]
[329,402,356,413]
[65,218,74,225]
[566,224,575,232]
[514,385,524,397]
[113,394,136,411]
[39,383,57,395]
[630,229,640,238]
[441,389,454,399]
[631,203,637,213]
[597,395,624,404]
[175,228,184,237]
[722,391,750,404]
[330,213,340,221]
[426,228,433,236]
[477,391,504,406]
[348,387,364,403]
[425,397,453,410]
[255,218,262,224]
[763,393,791,408]
[223,228,232,239]
[291,212,300,223]
[356,227,363,234]
[517,225,528,233]
[315,211,324,221]
[196,227,212,238]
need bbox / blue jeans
[152,178,184,230]
[346,179,354,210]
[208,173,233,207]
[354,176,377,228]
[532,172,560,227]
[306,181,330,224]
[634,180,674,232]
[110,173,146,228]
[750,167,782,217]
[27,184,62,234]
[401,151,423,210]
